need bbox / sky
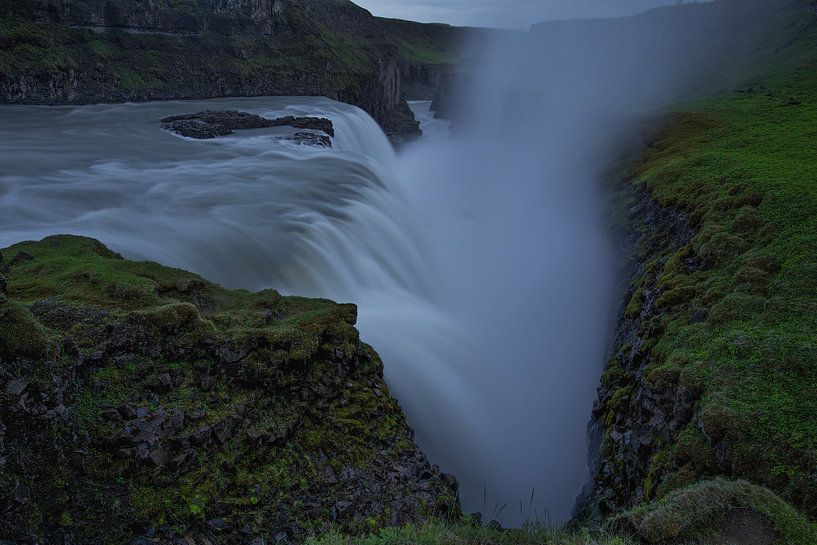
[354,0,681,29]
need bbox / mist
[373,0,773,523]
[0,0,772,529]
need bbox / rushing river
[0,93,616,523]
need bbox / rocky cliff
[578,0,817,523]
[0,0,465,143]
[0,235,459,544]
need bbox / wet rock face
[0,235,459,544]
[577,190,700,520]
[161,110,334,146]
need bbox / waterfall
[0,94,617,524]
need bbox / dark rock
[206,518,227,531]
[273,116,334,136]
[161,111,334,141]
[14,482,30,503]
[190,426,212,445]
[286,132,332,148]
[441,472,459,493]
[6,251,34,271]
[149,373,173,392]
[486,520,504,531]
[149,446,170,467]
[218,345,247,365]
[578,189,700,519]
[212,415,240,445]
[5,379,29,397]
[334,500,353,514]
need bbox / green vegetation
[307,480,817,545]
[615,479,817,544]
[596,0,817,522]
[0,3,463,120]
[0,235,457,542]
[307,519,633,545]
[378,18,465,65]
[5,1,817,543]
[0,16,373,99]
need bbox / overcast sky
[354,0,681,29]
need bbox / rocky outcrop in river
[161,110,334,145]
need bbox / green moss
[0,235,435,541]
[307,519,633,545]
[600,3,817,516]
[625,288,644,318]
[0,295,49,360]
[615,479,817,545]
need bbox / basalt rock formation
[0,235,459,544]
[0,0,466,144]
[161,110,334,146]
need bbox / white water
[0,94,616,523]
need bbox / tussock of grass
[614,479,817,544]
[598,3,817,516]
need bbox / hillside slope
[580,0,817,524]
[0,0,465,143]
[0,236,459,544]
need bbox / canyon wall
[0,0,465,143]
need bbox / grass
[306,479,817,545]
[615,479,817,544]
[307,519,633,545]
[0,235,457,542]
[596,0,817,520]
[0,7,463,108]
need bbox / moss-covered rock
[581,0,817,524]
[613,479,817,544]
[0,235,459,544]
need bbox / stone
[5,379,29,396]
[218,346,246,364]
[441,472,459,493]
[207,518,227,531]
[149,446,170,467]
[149,373,173,392]
[14,481,30,503]
[285,132,332,148]
[190,426,212,445]
[161,111,335,141]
